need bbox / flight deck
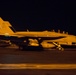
[0,47,76,75]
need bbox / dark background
[0,0,76,35]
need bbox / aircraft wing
[0,34,66,41]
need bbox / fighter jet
[0,17,76,51]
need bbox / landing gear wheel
[57,47,64,51]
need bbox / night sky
[0,0,76,35]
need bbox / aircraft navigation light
[4,33,9,37]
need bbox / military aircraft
[0,17,76,51]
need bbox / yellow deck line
[0,64,76,69]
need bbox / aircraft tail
[0,17,15,35]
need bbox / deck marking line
[0,64,76,69]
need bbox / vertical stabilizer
[0,17,15,35]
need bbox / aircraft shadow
[22,46,44,51]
